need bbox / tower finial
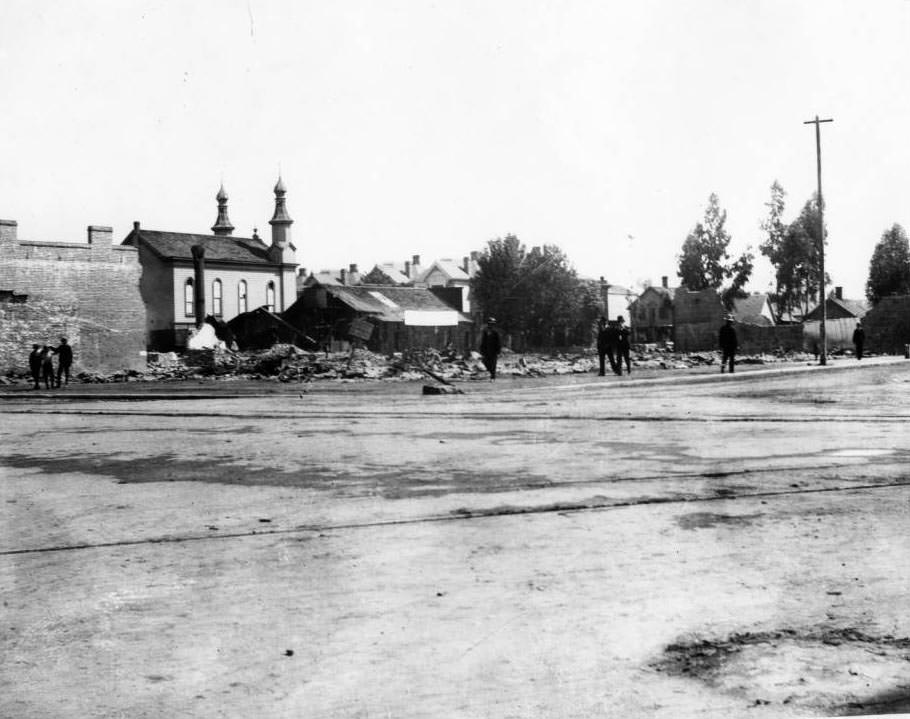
[269,175,293,249]
[212,183,234,236]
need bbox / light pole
[804,115,833,365]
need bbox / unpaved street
[2,361,910,718]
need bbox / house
[287,282,473,354]
[630,276,676,343]
[122,179,298,350]
[416,253,480,317]
[673,288,801,353]
[803,287,869,350]
[578,277,637,327]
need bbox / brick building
[0,219,145,373]
[122,179,299,350]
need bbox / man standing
[40,346,55,389]
[29,343,42,389]
[479,317,502,381]
[616,316,631,375]
[719,315,738,373]
[852,321,865,360]
[55,337,73,387]
[596,316,617,377]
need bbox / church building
[122,178,298,350]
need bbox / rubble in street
[3,343,824,386]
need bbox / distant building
[122,179,298,350]
[803,286,869,350]
[630,276,676,343]
[288,281,473,354]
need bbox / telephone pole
[804,115,833,365]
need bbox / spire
[269,175,293,249]
[211,183,234,236]
[270,175,293,225]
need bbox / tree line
[472,183,910,341]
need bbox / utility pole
[804,115,833,365]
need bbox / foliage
[760,183,807,319]
[676,193,754,308]
[866,223,910,305]
[471,235,593,347]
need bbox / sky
[2,0,909,298]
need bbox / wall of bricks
[0,221,146,373]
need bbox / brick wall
[0,221,146,372]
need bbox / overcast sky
[2,1,909,297]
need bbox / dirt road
[2,360,909,717]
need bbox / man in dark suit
[479,318,502,381]
[29,344,42,389]
[55,337,73,387]
[719,316,738,373]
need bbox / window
[238,280,247,314]
[184,278,194,317]
[266,281,276,312]
[212,279,223,317]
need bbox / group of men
[28,338,73,390]
[595,316,632,376]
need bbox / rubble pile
[2,344,832,386]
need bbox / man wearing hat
[595,316,618,377]
[719,315,738,373]
[616,316,631,375]
[479,317,502,381]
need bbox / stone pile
[2,344,827,385]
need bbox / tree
[677,193,754,307]
[759,185,830,320]
[471,235,589,348]
[866,223,910,305]
[786,196,828,315]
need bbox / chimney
[463,256,470,274]
[190,245,206,329]
[340,268,347,285]
[348,263,360,285]
[87,225,113,246]
[662,276,668,288]
[835,286,843,300]
[0,219,18,248]
[404,260,411,278]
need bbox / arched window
[212,279,223,317]
[238,280,248,314]
[184,278,194,317]
[266,281,276,312]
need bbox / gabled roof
[418,258,471,284]
[122,228,276,265]
[308,270,344,286]
[309,283,471,323]
[731,293,774,325]
[364,263,412,285]
[639,285,676,301]
[804,296,869,321]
